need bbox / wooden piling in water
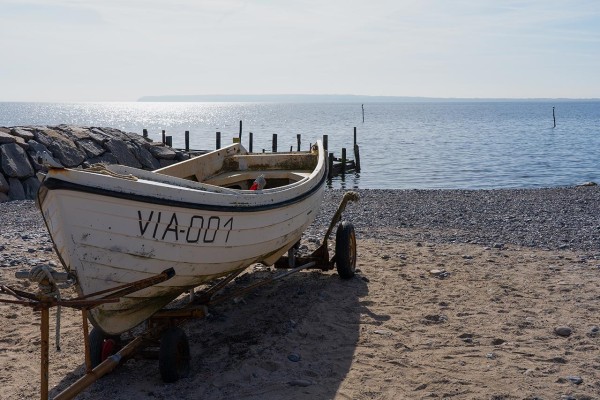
[165,136,172,147]
[297,134,301,151]
[142,129,148,139]
[553,107,556,128]
[323,135,328,151]
[341,148,347,176]
[239,120,243,140]
[272,134,277,152]
[184,131,190,151]
[249,132,253,153]
[216,132,221,149]
[328,152,334,180]
[354,127,361,172]
[161,130,166,144]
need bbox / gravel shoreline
[314,187,600,254]
[1,187,599,266]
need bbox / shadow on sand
[49,266,378,399]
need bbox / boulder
[87,152,119,166]
[88,128,111,144]
[11,128,35,141]
[76,138,105,158]
[0,173,9,193]
[56,125,91,141]
[23,176,41,200]
[7,177,26,200]
[0,131,16,145]
[130,142,161,170]
[34,127,86,167]
[96,127,130,141]
[27,140,60,171]
[0,192,9,203]
[0,143,35,178]
[146,143,177,160]
[104,139,142,168]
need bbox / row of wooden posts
[142,125,361,178]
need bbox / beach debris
[381,254,390,260]
[566,375,583,385]
[577,181,597,187]
[288,379,313,387]
[429,269,449,279]
[287,353,301,362]
[554,326,573,337]
[373,329,393,337]
[422,314,447,325]
[486,352,496,359]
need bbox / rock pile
[0,125,188,202]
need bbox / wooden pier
[144,125,361,179]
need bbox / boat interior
[154,143,320,190]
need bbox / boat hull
[38,143,326,335]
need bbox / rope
[86,164,138,181]
[28,265,62,351]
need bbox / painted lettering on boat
[137,211,233,243]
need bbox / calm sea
[1,101,599,190]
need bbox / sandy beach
[1,188,600,400]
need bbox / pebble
[588,325,600,337]
[287,353,301,362]
[554,326,573,337]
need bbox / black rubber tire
[159,327,191,383]
[335,221,357,279]
[89,328,121,369]
[88,327,104,368]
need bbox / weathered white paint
[38,142,326,335]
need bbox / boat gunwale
[39,143,328,213]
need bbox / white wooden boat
[37,141,327,335]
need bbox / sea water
[1,101,599,189]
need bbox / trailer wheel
[335,221,357,279]
[89,328,120,368]
[159,327,191,383]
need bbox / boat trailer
[0,192,358,400]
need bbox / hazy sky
[1,0,599,101]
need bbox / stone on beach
[0,125,184,202]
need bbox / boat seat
[205,170,311,189]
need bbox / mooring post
[353,126,361,172]
[341,148,347,176]
[354,145,361,173]
[165,136,172,147]
[185,130,190,151]
[323,135,328,151]
[142,129,148,139]
[328,152,334,180]
[161,130,166,144]
[216,132,221,149]
[553,107,556,128]
[362,104,364,123]
[239,120,243,140]
[272,134,277,152]
[297,134,301,151]
[249,132,253,152]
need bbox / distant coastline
[137,94,600,103]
